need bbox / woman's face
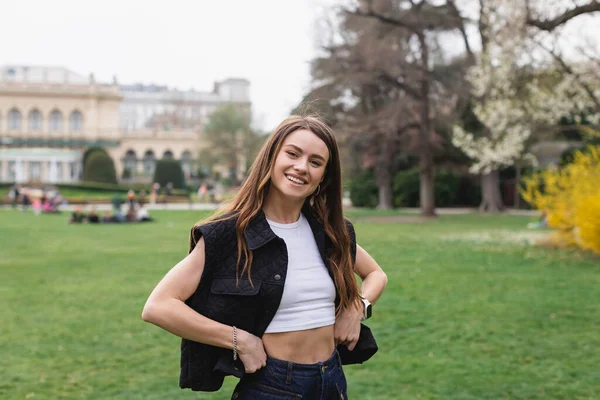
[269,129,330,202]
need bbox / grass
[1,209,599,399]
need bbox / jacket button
[274,274,281,281]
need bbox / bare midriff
[262,324,335,364]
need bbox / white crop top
[264,213,336,333]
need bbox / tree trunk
[375,145,393,210]
[479,170,505,213]
[417,32,436,218]
[514,163,521,209]
[419,152,436,217]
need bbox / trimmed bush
[152,159,186,189]
[83,152,118,184]
[349,169,378,208]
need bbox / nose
[293,158,309,174]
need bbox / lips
[285,174,307,184]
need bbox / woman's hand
[334,303,363,351]
[236,329,267,373]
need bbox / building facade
[0,65,251,184]
[0,65,120,183]
[115,78,250,181]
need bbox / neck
[263,191,305,224]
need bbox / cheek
[313,168,326,183]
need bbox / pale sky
[3,1,598,132]
[1,0,337,131]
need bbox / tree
[452,0,600,212]
[304,0,473,214]
[83,151,118,184]
[203,104,261,186]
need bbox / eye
[310,160,322,167]
[286,151,298,158]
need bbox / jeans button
[274,274,281,281]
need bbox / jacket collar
[244,202,327,258]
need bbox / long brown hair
[191,114,360,313]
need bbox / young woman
[142,114,388,399]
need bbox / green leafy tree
[203,104,262,185]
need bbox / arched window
[163,150,174,160]
[124,150,137,176]
[143,150,156,176]
[69,110,83,132]
[181,150,193,176]
[49,110,63,132]
[8,108,22,131]
[28,109,42,131]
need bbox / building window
[70,111,83,132]
[8,161,16,181]
[29,162,41,181]
[8,108,22,131]
[56,162,63,181]
[163,150,174,160]
[124,150,137,177]
[49,110,63,132]
[70,162,78,180]
[143,150,156,176]
[28,109,42,131]
[181,150,193,177]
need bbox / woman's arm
[141,238,266,372]
[355,244,388,305]
[334,244,388,350]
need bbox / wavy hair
[191,114,360,313]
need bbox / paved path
[1,202,539,216]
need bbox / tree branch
[526,0,600,31]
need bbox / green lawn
[1,209,599,399]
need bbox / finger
[347,339,358,351]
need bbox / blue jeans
[232,350,348,399]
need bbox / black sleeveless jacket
[180,204,378,391]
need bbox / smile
[286,175,307,185]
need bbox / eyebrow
[284,144,327,162]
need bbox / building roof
[0,65,88,84]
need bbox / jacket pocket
[210,278,261,296]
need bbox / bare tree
[341,0,474,216]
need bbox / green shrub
[392,168,462,207]
[152,159,185,189]
[349,169,378,208]
[455,175,482,207]
[392,168,420,207]
[83,152,118,184]
[435,171,461,207]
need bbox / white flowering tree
[453,0,600,212]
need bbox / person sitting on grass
[136,203,154,222]
[69,206,86,224]
[88,207,100,224]
[113,205,126,223]
[102,210,113,223]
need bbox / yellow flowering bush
[521,145,600,254]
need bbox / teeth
[287,175,305,184]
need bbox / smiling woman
[142,114,388,399]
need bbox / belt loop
[335,349,342,366]
[286,361,293,385]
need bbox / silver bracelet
[232,326,238,361]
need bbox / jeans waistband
[265,349,341,378]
